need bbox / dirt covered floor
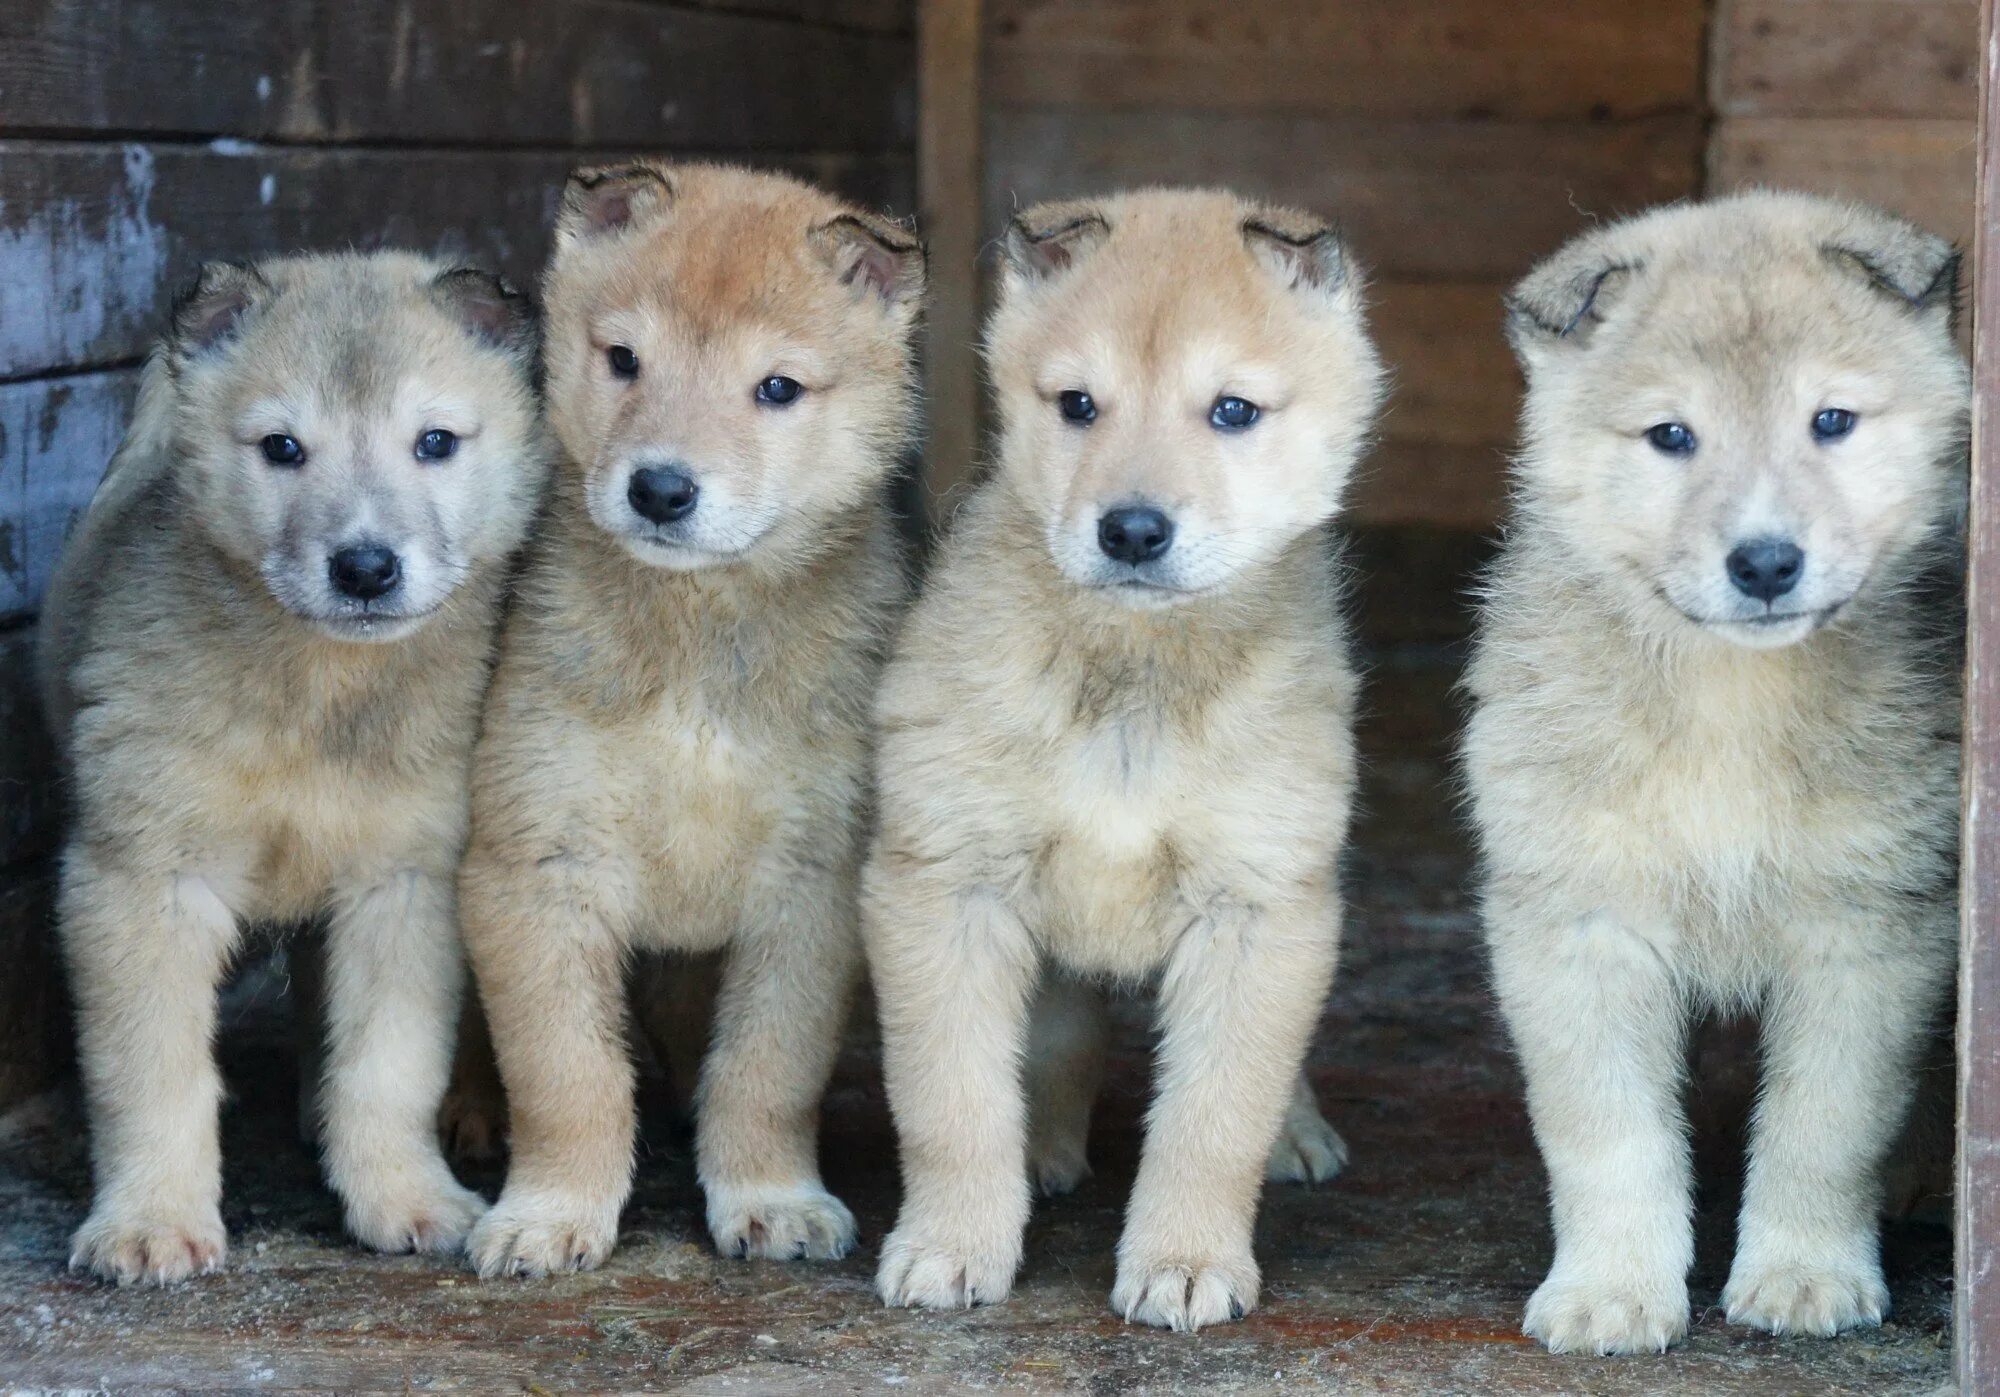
[0,636,1955,1394]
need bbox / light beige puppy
[866,189,1384,1331]
[40,252,547,1284]
[459,162,923,1277]
[1464,191,1966,1354]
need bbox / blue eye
[607,345,639,378]
[261,433,304,466]
[1058,389,1096,424]
[1645,421,1696,456]
[415,428,458,461]
[1210,395,1260,431]
[1813,407,1858,441]
[756,375,802,406]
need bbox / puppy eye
[415,428,458,461]
[260,433,305,466]
[1209,396,1260,431]
[607,345,639,379]
[1058,389,1097,425]
[1644,421,1696,456]
[755,375,803,406]
[1813,407,1858,442]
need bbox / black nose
[628,464,699,525]
[328,545,400,601]
[1725,537,1805,603]
[1097,505,1175,564]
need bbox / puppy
[458,162,923,1276]
[39,253,546,1283]
[1463,191,1967,1353]
[865,189,1384,1331]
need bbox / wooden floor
[0,646,1955,1395]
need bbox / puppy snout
[328,544,401,601]
[1097,505,1175,565]
[628,463,699,525]
[1725,537,1805,604]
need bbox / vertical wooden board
[918,0,984,524]
[1712,0,1978,121]
[0,369,135,624]
[1708,117,1977,248]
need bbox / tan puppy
[40,252,546,1283]
[865,189,1384,1331]
[459,162,923,1277]
[1464,192,1967,1354]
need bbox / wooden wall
[0,0,915,1111]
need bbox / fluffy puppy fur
[39,252,546,1284]
[457,162,923,1277]
[1463,191,1967,1354]
[865,189,1384,1331]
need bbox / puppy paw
[437,1086,507,1163]
[1111,1247,1261,1332]
[466,1191,619,1279]
[706,1181,856,1261]
[1266,1110,1349,1185]
[1524,1269,1689,1355]
[877,1225,1020,1309]
[1027,1133,1092,1197]
[70,1203,227,1286]
[345,1173,488,1256]
[1723,1255,1888,1337]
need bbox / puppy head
[984,189,1384,609]
[541,161,924,572]
[1507,191,1969,650]
[166,253,544,643]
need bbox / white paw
[1111,1247,1261,1332]
[876,1225,1020,1309]
[465,1190,619,1279]
[1266,1110,1349,1185]
[706,1181,857,1261]
[345,1172,488,1256]
[1027,1132,1091,1197]
[1723,1255,1888,1337]
[70,1202,227,1286]
[1524,1268,1689,1355]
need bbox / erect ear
[1242,210,1353,301]
[1000,202,1111,290]
[812,211,926,307]
[556,163,673,244]
[1821,215,1961,327]
[430,267,537,356]
[1504,237,1641,364]
[168,260,268,366]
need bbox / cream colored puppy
[866,189,1384,1331]
[40,253,546,1283]
[1464,191,1966,1354]
[459,162,922,1277]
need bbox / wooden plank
[1961,6,2000,1385]
[1708,117,1976,249]
[0,368,134,625]
[0,0,913,151]
[1371,283,1520,453]
[1348,442,1508,532]
[986,111,1705,284]
[1712,0,1978,121]
[918,0,984,526]
[988,0,1706,122]
[0,141,915,382]
[676,0,914,31]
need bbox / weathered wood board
[1712,0,1978,121]
[1708,117,1977,249]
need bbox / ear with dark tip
[812,212,927,306]
[557,163,673,243]
[1822,231,1961,324]
[1242,215,1351,298]
[1504,251,1640,361]
[1001,205,1111,285]
[431,267,537,356]
[169,260,267,363]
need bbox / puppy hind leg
[437,991,507,1163]
[1024,969,1107,1197]
[1265,1069,1349,1185]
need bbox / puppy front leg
[1114,897,1335,1331]
[871,876,1038,1310]
[1493,904,1693,1355]
[319,867,485,1255]
[61,852,239,1284]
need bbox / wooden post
[1963,0,2000,1385]
[916,0,983,532]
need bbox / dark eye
[260,433,304,466]
[1210,395,1260,431]
[415,428,458,461]
[1058,390,1096,425]
[1813,407,1858,441]
[755,375,802,406]
[1644,421,1696,456]
[607,345,639,379]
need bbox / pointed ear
[430,267,536,356]
[1505,242,1641,364]
[557,163,673,244]
[169,260,268,365]
[1000,203,1111,289]
[812,212,926,306]
[1242,212,1353,301]
[1822,220,1961,326]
